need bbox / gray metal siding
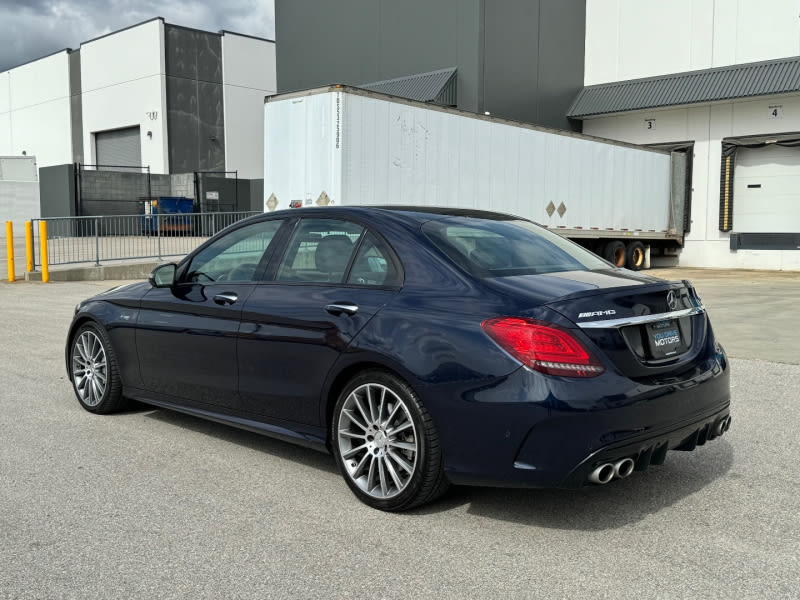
[483,0,585,130]
[361,68,457,104]
[569,56,800,118]
[39,164,77,218]
[95,127,142,168]
[69,50,84,164]
[275,0,482,113]
[165,24,225,173]
[275,0,584,130]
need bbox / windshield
[422,216,609,277]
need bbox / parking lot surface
[1,274,798,599]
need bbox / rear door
[237,217,402,425]
[136,218,286,410]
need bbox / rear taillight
[482,317,604,378]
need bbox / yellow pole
[25,221,34,272]
[39,220,49,283]
[4,221,14,283]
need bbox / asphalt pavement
[0,276,798,599]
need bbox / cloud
[0,0,275,72]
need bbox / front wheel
[70,322,127,414]
[332,370,448,511]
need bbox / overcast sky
[0,0,275,72]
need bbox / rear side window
[276,219,364,283]
[422,217,608,277]
[346,232,402,287]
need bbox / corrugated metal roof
[360,67,457,105]
[568,57,800,118]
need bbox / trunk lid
[483,269,709,378]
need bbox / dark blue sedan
[66,207,731,511]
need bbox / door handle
[325,302,359,316]
[213,292,239,306]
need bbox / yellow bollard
[39,220,49,283]
[25,221,34,272]
[5,221,14,283]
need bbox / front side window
[184,219,283,283]
[423,216,608,277]
[276,219,364,283]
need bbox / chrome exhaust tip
[723,416,732,432]
[613,458,635,479]
[588,463,615,485]
[714,417,728,437]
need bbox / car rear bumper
[422,352,731,489]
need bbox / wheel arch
[65,315,111,382]
[321,357,421,450]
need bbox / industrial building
[0,17,275,178]
[2,2,799,270]
[1,17,275,219]
[274,0,586,131]
[572,0,800,270]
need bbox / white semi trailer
[263,86,687,270]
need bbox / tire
[331,370,449,511]
[603,240,626,267]
[69,322,127,414]
[625,241,646,271]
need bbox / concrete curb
[24,261,159,282]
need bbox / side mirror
[149,263,177,288]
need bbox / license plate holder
[645,318,686,359]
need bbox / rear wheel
[626,241,646,271]
[603,241,626,267]
[70,322,127,414]
[332,370,448,511]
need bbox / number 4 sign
[768,105,783,119]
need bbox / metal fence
[32,211,260,269]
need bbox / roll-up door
[95,127,142,169]
[733,145,800,233]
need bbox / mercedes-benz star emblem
[666,291,677,311]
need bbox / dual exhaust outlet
[589,415,732,485]
[713,415,732,437]
[588,458,635,485]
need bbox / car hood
[86,281,152,304]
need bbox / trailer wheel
[603,241,626,267]
[626,241,646,271]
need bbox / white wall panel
[80,21,167,173]
[81,75,168,172]
[585,0,800,85]
[80,20,163,91]
[0,72,10,114]
[8,52,70,110]
[583,92,800,269]
[0,52,72,167]
[222,34,277,180]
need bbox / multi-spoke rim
[71,330,108,407]
[337,383,418,499]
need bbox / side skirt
[124,387,330,453]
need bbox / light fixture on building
[21,150,26,155]
[484,111,491,116]
[147,130,153,139]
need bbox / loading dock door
[733,145,800,232]
[95,126,142,169]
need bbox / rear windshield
[422,216,609,277]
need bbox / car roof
[262,205,522,225]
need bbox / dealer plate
[646,318,686,359]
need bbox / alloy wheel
[337,383,419,499]
[72,330,108,407]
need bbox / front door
[136,218,285,410]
